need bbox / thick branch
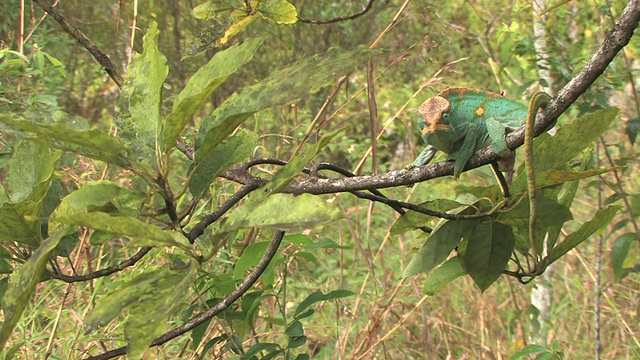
[32,0,124,87]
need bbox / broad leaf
[496,195,572,229]
[422,257,466,295]
[258,0,298,24]
[293,289,354,319]
[611,232,637,281]
[188,129,258,199]
[115,22,168,163]
[0,226,67,351]
[390,199,464,234]
[85,264,197,360]
[512,107,618,193]
[626,117,640,145]
[194,46,376,171]
[219,193,342,233]
[53,212,191,250]
[53,181,145,219]
[0,113,137,171]
[544,205,620,265]
[403,219,474,277]
[458,222,515,291]
[163,38,263,151]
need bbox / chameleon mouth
[421,123,452,136]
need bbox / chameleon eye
[442,112,449,119]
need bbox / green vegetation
[0,1,639,359]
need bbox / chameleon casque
[409,87,551,180]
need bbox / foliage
[0,0,639,359]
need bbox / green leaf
[293,289,354,318]
[0,226,67,352]
[163,38,263,151]
[458,222,515,291]
[6,139,59,203]
[53,212,191,250]
[53,181,145,219]
[194,46,376,171]
[26,94,57,107]
[611,232,637,281]
[85,264,196,360]
[496,195,572,229]
[188,129,258,199]
[115,22,168,162]
[422,257,466,295]
[512,108,619,193]
[192,0,239,19]
[509,344,549,359]
[219,193,342,233]
[390,199,464,234]
[287,335,307,349]
[545,205,620,265]
[403,219,474,277]
[285,320,304,337]
[258,0,298,24]
[0,113,136,171]
[242,343,281,360]
[252,127,345,203]
[626,117,640,145]
[233,241,271,280]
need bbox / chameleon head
[418,95,452,136]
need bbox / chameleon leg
[486,118,513,157]
[409,144,438,168]
[449,130,483,179]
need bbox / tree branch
[85,231,286,360]
[297,0,375,24]
[32,0,124,87]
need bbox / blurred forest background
[0,0,639,359]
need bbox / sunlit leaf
[163,38,263,150]
[194,46,376,171]
[192,0,239,19]
[115,21,168,163]
[219,193,342,233]
[0,226,67,351]
[258,0,297,24]
[188,129,258,199]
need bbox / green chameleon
[409,87,552,180]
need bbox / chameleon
[408,87,552,181]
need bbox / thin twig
[297,0,375,25]
[45,247,151,283]
[32,0,124,87]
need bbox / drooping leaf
[0,226,67,351]
[422,257,466,295]
[163,38,263,151]
[544,205,620,265]
[115,22,168,163]
[219,193,342,233]
[496,195,572,229]
[293,289,354,319]
[188,129,258,199]
[390,199,464,234]
[194,46,376,171]
[219,12,260,45]
[403,219,474,277]
[258,0,297,24]
[611,232,637,281]
[53,181,146,219]
[458,222,515,291]
[233,241,271,280]
[626,117,640,145]
[0,113,136,171]
[0,140,61,244]
[53,212,191,250]
[85,264,197,360]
